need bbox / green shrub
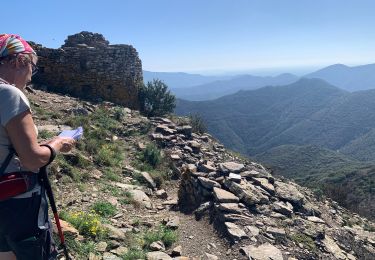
[103,168,121,182]
[143,225,178,249]
[60,210,108,238]
[94,143,124,167]
[91,201,117,217]
[189,113,207,134]
[141,143,161,168]
[113,107,126,121]
[122,248,146,260]
[55,156,82,182]
[38,129,55,140]
[290,233,317,253]
[139,79,176,117]
[150,169,169,188]
[63,234,97,257]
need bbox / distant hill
[176,78,352,155]
[305,63,375,91]
[172,73,299,101]
[176,78,375,217]
[176,78,375,161]
[142,70,230,89]
[254,144,375,218]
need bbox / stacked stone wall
[31,32,142,109]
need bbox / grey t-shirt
[0,83,40,197]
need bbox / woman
[0,34,75,259]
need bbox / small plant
[189,113,207,134]
[119,191,135,205]
[141,143,161,168]
[38,129,55,140]
[104,185,122,196]
[103,168,121,182]
[60,210,107,238]
[78,183,87,192]
[143,225,178,249]
[62,234,98,257]
[290,233,317,253]
[55,156,82,182]
[94,143,124,167]
[121,248,146,260]
[364,222,375,232]
[91,201,117,217]
[150,169,170,188]
[113,107,126,121]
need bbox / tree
[139,79,176,117]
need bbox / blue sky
[3,0,375,75]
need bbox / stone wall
[148,118,375,259]
[31,32,142,109]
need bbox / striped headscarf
[0,34,36,58]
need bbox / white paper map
[58,127,83,140]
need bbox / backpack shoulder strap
[0,147,15,177]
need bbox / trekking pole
[39,165,71,260]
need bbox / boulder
[150,241,165,251]
[322,236,347,259]
[252,177,275,195]
[146,251,172,260]
[140,171,157,189]
[225,222,248,241]
[225,179,269,207]
[240,243,283,260]
[275,181,305,207]
[273,201,294,217]
[218,162,245,173]
[213,187,239,203]
[218,203,244,214]
[198,177,221,190]
[129,189,153,209]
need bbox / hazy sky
[3,0,375,75]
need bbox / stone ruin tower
[32,31,142,109]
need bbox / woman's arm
[5,110,75,171]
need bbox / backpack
[0,147,38,201]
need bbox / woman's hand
[56,137,76,153]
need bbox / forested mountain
[305,63,375,91]
[175,78,375,218]
[176,78,375,160]
[172,73,298,100]
[254,144,375,218]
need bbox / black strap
[0,147,15,177]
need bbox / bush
[91,201,117,217]
[141,143,162,168]
[189,113,207,134]
[122,248,146,260]
[94,143,124,167]
[139,79,176,117]
[60,210,107,238]
[143,225,178,249]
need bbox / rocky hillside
[27,87,375,259]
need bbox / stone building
[31,32,142,109]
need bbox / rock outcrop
[148,117,375,259]
[30,31,142,109]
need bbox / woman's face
[13,54,36,90]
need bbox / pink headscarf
[0,34,36,58]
